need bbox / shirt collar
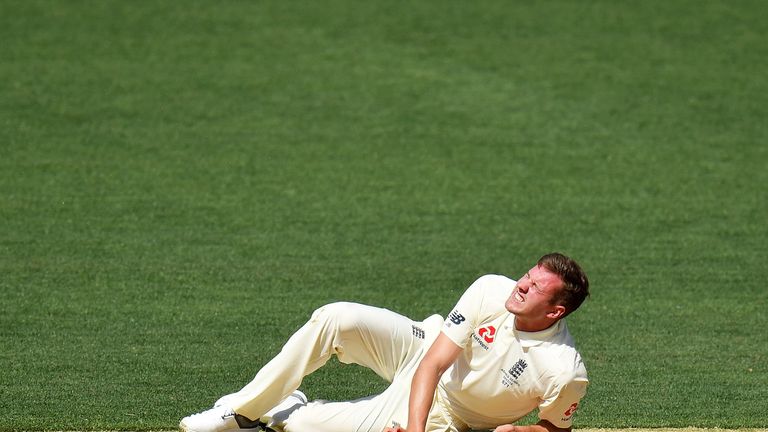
[511,317,564,348]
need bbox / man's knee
[310,301,367,333]
[282,401,332,432]
[283,398,379,432]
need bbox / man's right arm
[404,333,463,432]
[384,276,490,432]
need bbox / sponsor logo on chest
[471,325,496,350]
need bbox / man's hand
[494,425,517,432]
[381,426,406,432]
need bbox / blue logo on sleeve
[448,310,466,325]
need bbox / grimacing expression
[505,264,565,322]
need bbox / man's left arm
[498,378,587,432]
[494,419,571,432]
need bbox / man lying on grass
[181,252,590,432]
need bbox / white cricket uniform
[227,275,587,432]
[439,274,588,430]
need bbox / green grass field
[1,1,766,431]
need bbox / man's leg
[278,314,447,432]
[282,395,462,432]
[179,303,432,432]
[228,302,426,420]
[283,392,402,432]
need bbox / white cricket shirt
[440,274,588,430]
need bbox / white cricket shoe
[179,405,268,432]
[180,391,308,432]
[264,390,307,427]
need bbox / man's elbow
[415,356,448,379]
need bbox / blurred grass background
[1,0,766,430]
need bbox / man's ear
[547,305,566,320]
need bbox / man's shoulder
[536,322,588,379]
[463,274,515,307]
[457,274,514,322]
[476,273,515,284]
[469,274,516,293]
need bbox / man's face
[505,264,565,323]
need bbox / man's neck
[514,318,558,333]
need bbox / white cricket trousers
[227,302,459,432]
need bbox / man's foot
[179,405,272,432]
[263,390,307,426]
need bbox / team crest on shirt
[500,359,528,387]
[472,325,496,350]
[411,325,425,339]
